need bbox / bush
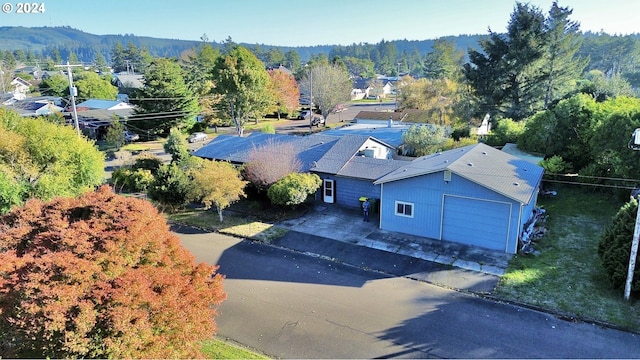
[261,123,276,134]
[132,153,164,175]
[268,173,321,207]
[164,127,190,164]
[483,118,526,146]
[147,164,190,211]
[598,198,640,292]
[111,168,154,193]
[539,155,570,174]
[0,186,226,358]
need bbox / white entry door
[323,179,335,203]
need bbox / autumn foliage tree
[243,138,303,192]
[267,67,300,119]
[187,158,247,222]
[0,186,226,358]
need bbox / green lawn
[495,185,640,331]
[201,337,270,359]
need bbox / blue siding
[442,196,511,251]
[318,175,379,208]
[380,172,530,253]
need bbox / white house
[10,77,31,100]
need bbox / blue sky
[2,0,639,46]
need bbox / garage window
[395,201,413,218]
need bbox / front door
[323,179,335,203]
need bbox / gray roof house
[373,143,544,253]
[310,135,407,206]
[193,132,544,254]
[193,132,341,172]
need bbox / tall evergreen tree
[541,1,587,109]
[130,58,200,136]
[464,2,548,120]
[423,38,464,80]
[111,42,126,73]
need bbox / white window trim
[394,200,414,218]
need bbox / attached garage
[374,143,544,254]
[441,196,512,252]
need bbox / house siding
[317,175,379,209]
[379,171,527,253]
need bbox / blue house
[373,143,544,254]
[194,132,543,254]
[310,135,406,207]
[193,132,340,172]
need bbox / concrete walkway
[277,203,513,278]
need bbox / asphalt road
[276,102,396,134]
[176,226,640,359]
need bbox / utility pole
[625,199,640,300]
[55,61,83,135]
[625,128,640,300]
[395,62,401,112]
[0,63,5,93]
[308,66,313,132]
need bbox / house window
[395,201,414,218]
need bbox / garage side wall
[379,172,524,253]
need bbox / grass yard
[200,337,270,359]
[166,202,294,243]
[495,185,640,331]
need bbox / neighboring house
[351,78,372,100]
[76,99,135,112]
[321,120,410,148]
[354,111,406,124]
[381,81,393,97]
[113,72,145,97]
[15,65,42,79]
[266,65,293,75]
[10,77,31,100]
[5,97,64,117]
[40,70,64,80]
[74,99,136,139]
[373,143,544,254]
[1,93,18,106]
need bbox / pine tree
[599,198,640,292]
[541,1,588,109]
[130,58,200,136]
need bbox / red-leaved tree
[0,186,226,359]
[267,67,300,119]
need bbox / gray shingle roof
[321,124,407,147]
[374,143,544,204]
[193,133,340,172]
[336,157,407,180]
[311,135,406,180]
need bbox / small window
[395,201,414,218]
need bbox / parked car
[299,97,311,106]
[187,132,208,143]
[297,110,312,120]
[311,116,325,127]
[124,131,139,142]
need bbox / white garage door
[442,196,511,251]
